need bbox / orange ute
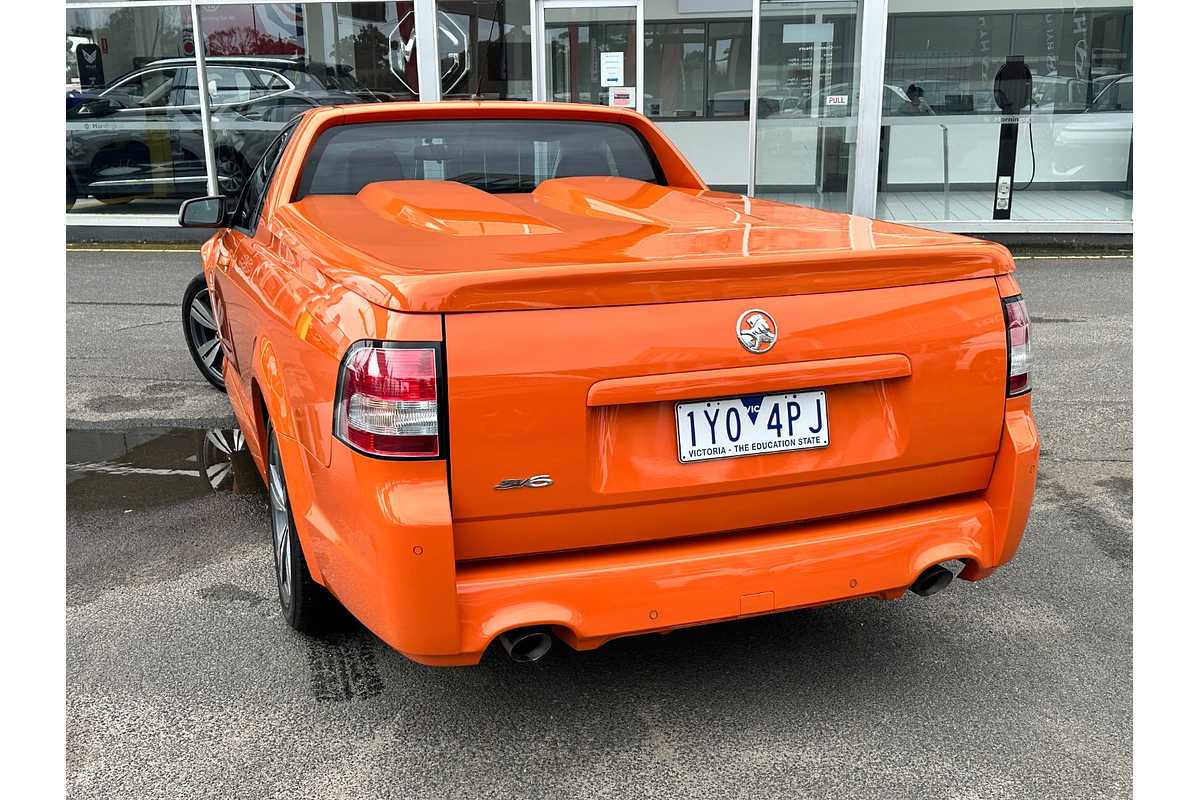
[178,101,1038,666]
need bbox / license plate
[675,390,829,463]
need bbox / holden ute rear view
[178,101,1039,666]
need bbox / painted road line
[69,247,1131,259]
[1015,254,1131,260]
[67,247,201,253]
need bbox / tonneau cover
[277,176,1013,313]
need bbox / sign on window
[600,52,624,88]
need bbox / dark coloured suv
[66,57,364,210]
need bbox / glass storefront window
[641,19,752,121]
[437,2,532,100]
[644,16,753,193]
[706,21,752,118]
[66,3,195,216]
[645,23,706,118]
[885,14,1014,117]
[879,4,1132,224]
[200,3,420,103]
[544,6,637,107]
[64,1,1132,230]
[753,0,863,212]
[192,3,417,197]
[66,2,421,218]
[320,2,421,102]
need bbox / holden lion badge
[736,309,778,354]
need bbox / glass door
[534,0,643,112]
[751,0,863,211]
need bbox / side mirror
[178,196,226,228]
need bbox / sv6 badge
[494,475,554,490]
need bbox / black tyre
[66,172,77,212]
[267,423,338,633]
[182,273,226,391]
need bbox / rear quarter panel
[228,109,443,469]
[229,216,441,467]
[219,212,442,596]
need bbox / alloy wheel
[200,427,246,491]
[187,286,224,386]
[218,152,246,195]
[267,434,293,608]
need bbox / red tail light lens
[1003,296,1032,396]
[335,344,441,458]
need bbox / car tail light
[335,343,442,458]
[1003,296,1032,396]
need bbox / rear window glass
[295,119,664,197]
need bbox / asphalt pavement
[65,249,1132,799]
[66,248,233,429]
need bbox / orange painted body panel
[201,102,1039,666]
[278,395,1035,666]
[585,354,913,406]
[443,278,1007,560]
[282,178,1012,313]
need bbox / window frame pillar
[851,0,888,218]
[414,0,441,102]
[748,0,888,213]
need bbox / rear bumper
[289,395,1038,667]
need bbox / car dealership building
[66,0,1132,234]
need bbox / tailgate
[445,278,1007,560]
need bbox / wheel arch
[253,335,296,440]
[249,376,270,469]
[253,335,326,586]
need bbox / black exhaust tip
[497,628,554,663]
[909,564,955,597]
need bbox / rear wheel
[182,274,226,391]
[66,172,77,212]
[267,423,337,633]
